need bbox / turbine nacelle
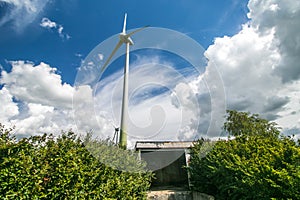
[119,33,134,45]
[100,13,148,73]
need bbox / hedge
[0,124,152,199]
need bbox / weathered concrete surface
[136,141,194,149]
[147,189,214,200]
[192,192,214,200]
[147,189,192,200]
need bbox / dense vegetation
[189,110,300,200]
[0,124,152,199]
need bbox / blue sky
[0,0,300,147]
[0,0,249,84]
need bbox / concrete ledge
[192,192,214,200]
[147,190,192,200]
[147,190,214,200]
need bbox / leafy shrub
[0,124,152,199]
[189,111,300,200]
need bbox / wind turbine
[100,13,148,149]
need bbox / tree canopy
[224,110,281,138]
[189,110,300,200]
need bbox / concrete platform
[147,186,214,200]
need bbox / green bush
[189,111,300,200]
[0,124,152,199]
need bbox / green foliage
[189,110,300,200]
[224,110,280,138]
[0,124,152,199]
[83,132,147,173]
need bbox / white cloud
[205,25,282,113]
[0,0,50,32]
[1,61,74,109]
[0,87,19,122]
[98,54,104,61]
[203,0,300,134]
[40,17,57,29]
[248,0,300,82]
[0,61,121,142]
[0,61,103,137]
[40,17,71,40]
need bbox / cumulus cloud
[248,0,300,83]
[203,0,300,134]
[205,25,282,115]
[1,61,74,109]
[0,87,19,122]
[0,61,106,137]
[0,0,50,31]
[40,17,71,40]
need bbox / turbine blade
[122,13,127,34]
[127,25,149,37]
[100,40,123,73]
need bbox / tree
[224,110,280,138]
[189,110,300,200]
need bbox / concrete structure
[135,141,194,188]
[147,190,215,200]
[137,141,215,200]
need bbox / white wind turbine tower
[100,14,148,149]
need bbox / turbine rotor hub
[119,33,134,45]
